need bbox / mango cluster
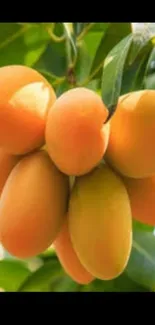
[0,65,153,285]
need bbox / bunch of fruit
[0,64,154,285]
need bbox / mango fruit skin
[46,87,110,176]
[122,175,155,226]
[0,65,56,155]
[105,90,155,178]
[0,149,20,196]
[68,163,132,280]
[0,150,69,259]
[54,220,94,284]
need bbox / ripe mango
[0,150,69,258]
[122,174,155,226]
[54,220,94,284]
[0,149,20,196]
[0,65,56,155]
[46,87,110,176]
[105,90,155,178]
[68,163,132,280]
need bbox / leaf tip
[105,103,117,122]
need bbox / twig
[77,23,96,41]
[46,27,65,43]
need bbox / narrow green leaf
[121,50,151,94]
[74,23,110,38]
[90,23,131,80]
[84,31,105,62]
[126,231,155,291]
[0,23,24,45]
[34,40,67,78]
[0,23,50,67]
[86,79,101,91]
[75,41,94,84]
[18,259,63,292]
[143,47,155,89]
[75,32,104,85]
[63,23,77,68]
[73,23,86,36]
[144,74,155,89]
[145,47,155,75]
[0,259,31,292]
[101,34,133,109]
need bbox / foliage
[0,22,155,292]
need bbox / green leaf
[90,23,131,80]
[144,47,155,75]
[35,69,62,86]
[86,79,101,91]
[75,41,92,84]
[129,23,155,64]
[143,48,155,89]
[91,23,110,32]
[38,246,57,262]
[0,23,24,44]
[101,34,133,110]
[121,50,151,94]
[73,23,86,36]
[74,23,110,38]
[0,23,50,67]
[126,231,155,291]
[121,24,155,92]
[144,74,155,89]
[55,79,71,97]
[80,274,148,292]
[50,275,81,292]
[84,31,105,63]
[0,259,31,292]
[18,258,63,292]
[133,220,154,233]
[34,40,67,78]
[63,23,77,65]
[75,32,104,85]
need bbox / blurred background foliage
[0,22,155,292]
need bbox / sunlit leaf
[75,32,104,84]
[126,231,155,291]
[0,23,50,67]
[143,47,155,89]
[75,41,93,84]
[101,34,133,110]
[90,23,131,80]
[73,23,86,36]
[0,259,31,292]
[18,258,63,292]
[63,23,77,67]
